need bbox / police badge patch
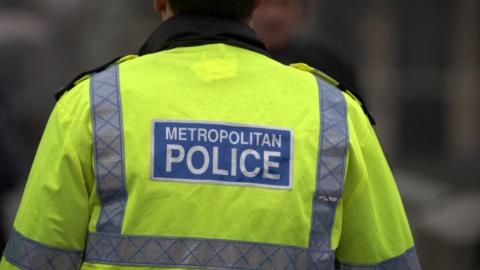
[151,120,293,189]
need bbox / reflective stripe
[90,65,128,234]
[3,228,83,270]
[84,233,334,269]
[309,75,349,250]
[337,247,422,270]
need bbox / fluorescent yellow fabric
[333,92,415,264]
[291,63,415,264]
[0,80,93,269]
[7,81,93,250]
[1,44,415,269]
[116,44,319,248]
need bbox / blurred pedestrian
[252,0,359,91]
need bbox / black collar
[139,14,270,57]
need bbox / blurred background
[0,0,479,269]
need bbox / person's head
[252,0,306,50]
[154,0,262,23]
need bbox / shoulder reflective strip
[84,233,334,269]
[337,247,422,270]
[309,75,349,251]
[3,228,83,270]
[90,64,128,234]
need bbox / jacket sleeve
[334,93,422,269]
[1,85,93,270]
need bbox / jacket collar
[139,14,270,57]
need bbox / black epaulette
[55,56,122,101]
[335,81,376,126]
[290,63,376,125]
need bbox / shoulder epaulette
[55,55,138,101]
[290,63,376,125]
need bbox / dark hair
[168,0,256,20]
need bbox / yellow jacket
[1,15,420,270]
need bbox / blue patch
[152,121,293,189]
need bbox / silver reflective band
[90,65,128,234]
[85,233,334,269]
[3,228,83,270]
[337,247,422,270]
[309,75,349,250]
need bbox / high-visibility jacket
[1,15,421,270]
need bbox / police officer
[1,1,421,269]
